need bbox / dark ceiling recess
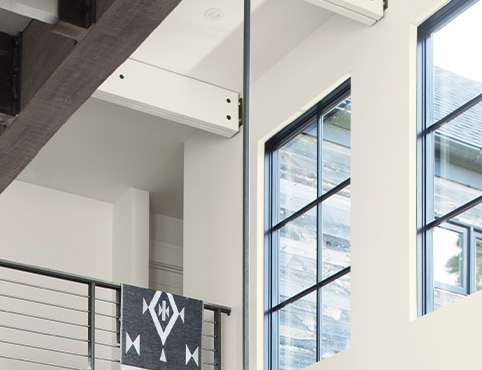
[0,31,21,129]
[58,0,96,29]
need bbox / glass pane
[433,287,464,311]
[279,292,317,370]
[321,187,351,279]
[475,234,482,291]
[448,202,482,230]
[433,1,482,122]
[322,98,351,194]
[433,102,482,217]
[279,208,317,301]
[321,274,350,359]
[279,120,317,221]
[433,225,465,288]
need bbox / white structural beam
[93,59,240,138]
[0,0,58,24]
[304,0,384,25]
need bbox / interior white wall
[149,213,183,295]
[183,0,482,369]
[184,130,243,369]
[0,180,113,280]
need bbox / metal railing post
[213,308,222,370]
[88,282,96,370]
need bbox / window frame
[417,0,482,315]
[264,79,351,369]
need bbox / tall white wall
[0,180,113,280]
[183,0,482,369]
[184,130,243,368]
[149,213,183,295]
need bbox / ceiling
[2,0,334,219]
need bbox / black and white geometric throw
[121,284,203,370]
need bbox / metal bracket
[0,31,21,128]
[55,0,96,41]
[238,98,243,127]
[384,0,388,10]
[58,0,96,28]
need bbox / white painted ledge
[304,0,384,25]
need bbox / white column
[112,188,150,287]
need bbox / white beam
[304,0,384,25]
[93,59,240,138]
[0,0,58,24]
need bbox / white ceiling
[10,0,334,218]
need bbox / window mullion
[424,31,435,312]
[270,148,280,370]
[316,113,323,362]
[469,227,475,294]
[425,131,436,313]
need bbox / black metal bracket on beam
[238,98,243,127]
[0,31,21,129]
[59,0,96,29]
[55,0,97,41]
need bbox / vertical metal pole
[242,0,251,369]
[213,309,222,370]
[88,282,96,370]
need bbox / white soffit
[304,0,384,25]
[0,0,58,24]
[93,59,240,138]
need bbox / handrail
[0,258,120,289]
[0,258,231,369]
[0,258,232,314]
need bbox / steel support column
[242,0,251,369]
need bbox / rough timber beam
[0,0,182,194]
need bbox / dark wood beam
[0,0,181,194]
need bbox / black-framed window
[417,0,482,315]
[265,80,351,369]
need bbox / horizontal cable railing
[0,259,230,370]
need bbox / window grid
[417,0,482,315]
[265,80,350,369]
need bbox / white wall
[0,181,115,369]
[149,213,183,295]
[183,0,482,369]
[184,130,243,368]
[0,180,113,280]
[112,188,150,287]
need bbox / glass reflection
[279,208,317,301]
[321,274,351,359]
[433,226,464,288]
[322,99,351,194]
[433,102,482,217]
[279,292,317,370]
[279,120,317,221]
[321,188,351,279]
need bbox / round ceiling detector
[204,8,224,21]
